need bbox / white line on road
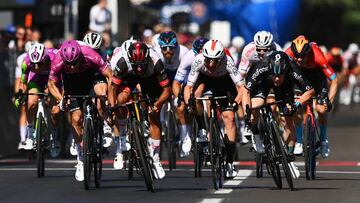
[199,199,223,203]
[214,170,252,195]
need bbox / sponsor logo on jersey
[251,66,268,81]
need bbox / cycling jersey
[154,44,189,80]
[110,46,131,71]
[285,42,336,80]
[186,53,243,87]
[174,50,197,84]
[238,42,282,74]
[21,48,58,84]
[111,48,169,99]
[16,52,27,78]
[49,45,108,83]
[326,53,343,73]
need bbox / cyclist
[83,31,113,147]
[238,31,283,150]
[15,43,61,151]
[184,39,243,179]
[172,37,208,157]
[241,51,315,178]
[110,41,171,179]
[285,35,338,157]
[48,40,112,182]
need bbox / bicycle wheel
[36,113,45,178]
[271,121,294,191]
[94,119,102,188]
[128,127,134,180]
[83,117,94,190]
[167,109,176,171]
[192,117,202,178]
[209,118,223,190]
[303,115,317,180]
[133,120,154,192]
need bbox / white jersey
[238,42,282,74]
[16,52,27,78]
[174,50,196,83]
[187,53,244,87]
[154,44,189,72]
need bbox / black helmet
[268,51,290,76]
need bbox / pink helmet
[60,40,81,63]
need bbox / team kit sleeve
[289,61,313,92]
[238,43,255,74]
[49,54,63,83]
[186,58,202,87]
[111,58,128,86]
[244,63,265,91]
[154,60,170,88]
[174,52,194,83]
[20,57,30,84]
[312,44,337,80]
[226,57,244,86]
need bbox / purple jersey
[21,48,58,83]
[49,45,108,83]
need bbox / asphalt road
[0,105,359,203]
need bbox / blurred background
[0,0,359,157]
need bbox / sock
[186,124,191,138]
[76,143,83,162]
[20,125,27,142]
[319,124,327,142]
[148,137,161,162]
[295,124,303,143]
[288,146,294,154]
[225,141,236,164]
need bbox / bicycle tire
[167,109,176,171]
[271,121,294,191]
[133,120,154,192]
[94,119,102,188]
[83,117,94,190]
[260,117,282,189]
[36,113,45,178]
[128,125,134,180]
[209,118,222,190]
[303,115,317,180]
[192,117,202,178]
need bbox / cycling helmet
[330,47,342,56]
[127,41,150,71]
[202,39,225,59]
[192,37,209,55]
[348,43,359,54]
[254,31,273,48]
[268,51,290,76]
[291,35,311,58]
[60,40,81,63]
[83,32,103,49]
[25,41,36,52]
[121,39,136,55]
[231,36,245,49]
[28,43,47,63]
[158,31,177,47]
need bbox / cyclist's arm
[48,79,62,102]
[172,80,182,98]
[313,44,338,103]
[48,60,63,102]
[184,58,201,104]
[238,44,254,75]
[154,60,171,110]
[227,57,245,104]
[290,62,315,104]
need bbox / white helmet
[28,43,47,63]
[25,41,35,52]
[231,36,245,49]
[121,39,136,55]
[253,31,273,48]
[83,32,103,49]
[348,43,359,54]
[202,39,224,59]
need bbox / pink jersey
[21,48,58,83]
[49,45,108,83]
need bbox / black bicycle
[162,99,178,171]
[190,94,233,190]
[247,101,295,191]
[64,95,104,190]
[110,95,155,192]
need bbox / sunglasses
[204,57,221,64]
[256,47,271,52]
[161,46,175,52]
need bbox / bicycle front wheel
[94,119,103,188]
[36,113,45,178]
[83,117,94,190]
[133,120,154,192]
[166,110,177,171]
[303,115,317,180]
[209,118,223,190]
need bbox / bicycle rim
[271,121,294,191]
[83,118,93,190]
[167,111,176,170]
[303,116,312,180]
[209,119,222,190]
[94,120,102,188]
[36,113,45,178]
[192,118,201,178]
[133,120,154,192]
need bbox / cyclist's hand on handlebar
[148,105,159,114]
[59,98,68,111]
[173,97,180,107]
[14,90,24,108]
[323,97,332,112]
[231,101,238,112]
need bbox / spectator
[43,39,54,49]
[32,28,42,42]
[228,36,245,66]
[25,27,33,41]
[89,0,112,33]
[8,26,26,53]
[143,29,153,47]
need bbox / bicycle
[18,92,60,178]
[110,95,155,192]
[189,94,232,190]
[63,95,104,190]
[247,101,295,191]
[302,97,321,180]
